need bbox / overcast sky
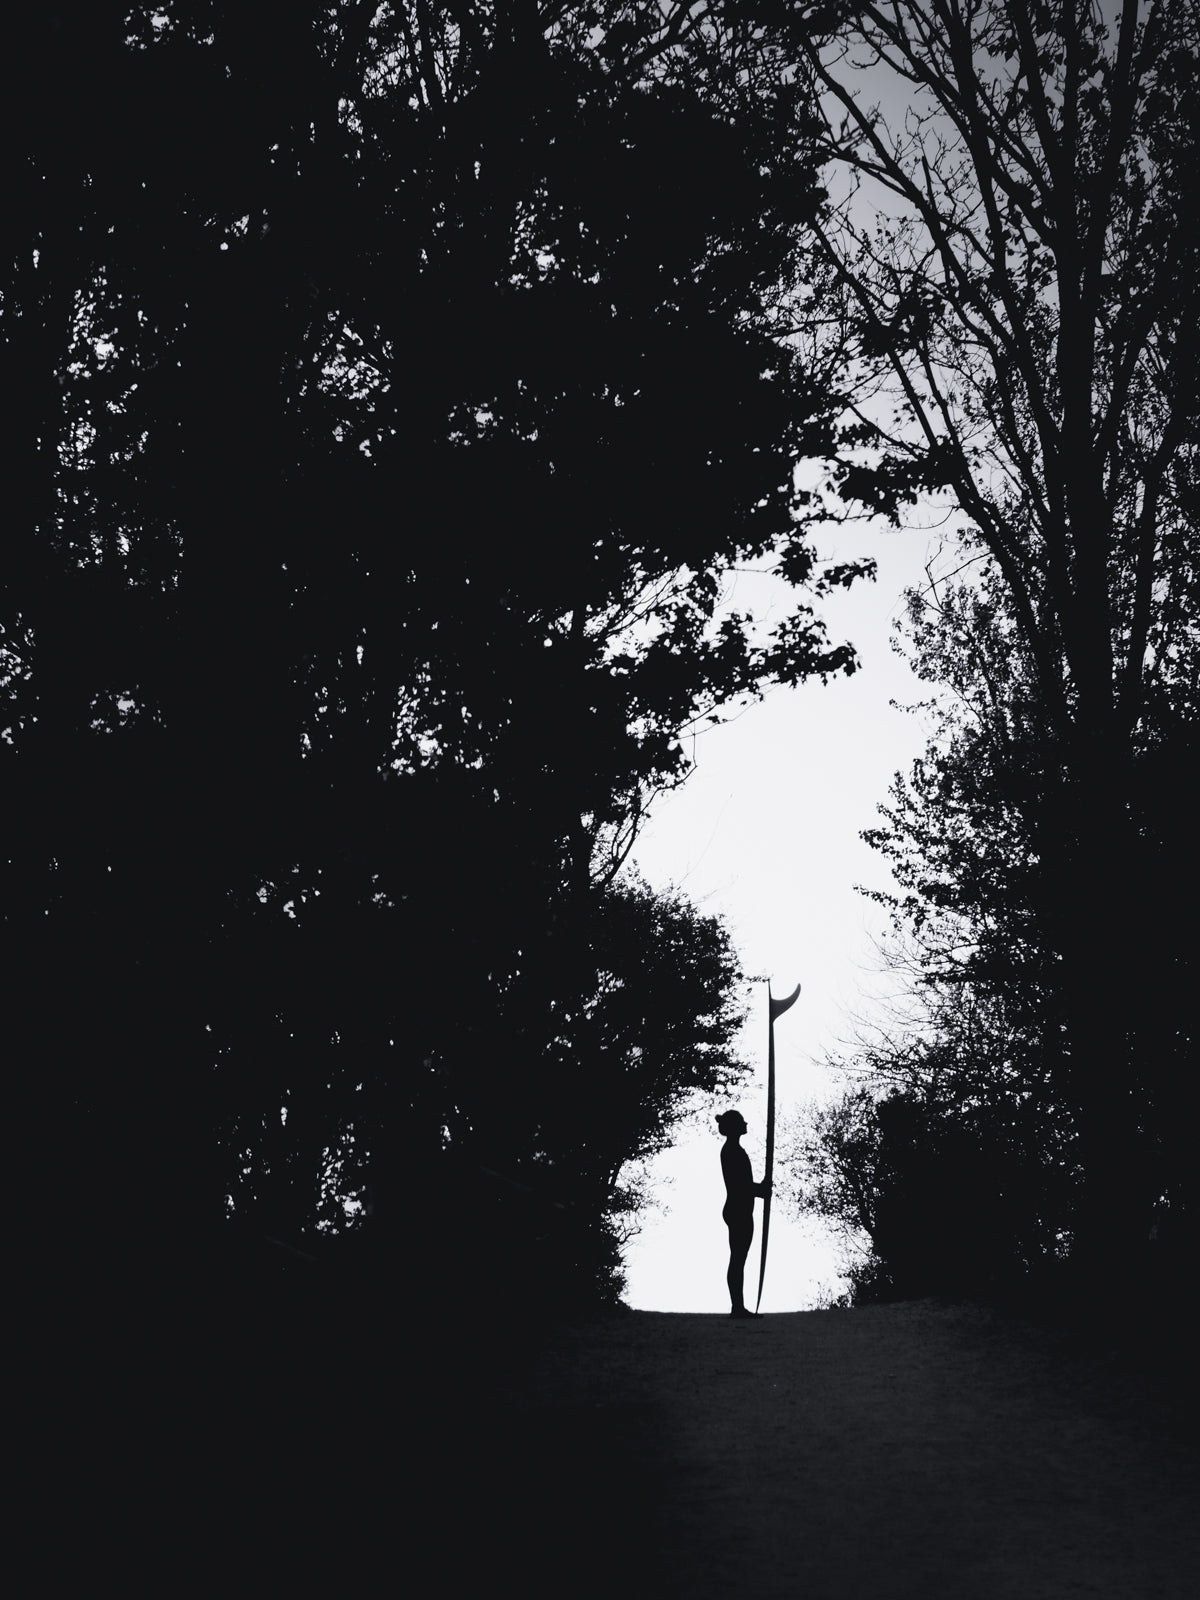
[618,512,954,1311]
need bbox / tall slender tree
[786,0,1200,1261]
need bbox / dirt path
[453,1301,1199,1599]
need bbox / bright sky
[615,0,1023,1312]
[619,514,951,1311]
[617,4,1137,1313]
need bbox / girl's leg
[726,1219,754,1313]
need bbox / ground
[27,1288,1199,1593]
[435,1299,1200,1599]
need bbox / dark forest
[7,4,876,1322]
[9,5,1199,1589]
[7,6,1198,1547]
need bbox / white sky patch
[620,511,956,1311]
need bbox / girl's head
[716,1110,748,1138]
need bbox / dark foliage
[781,0,1200,1304]
[789,561,1198,1307]
[4,4,863,1311]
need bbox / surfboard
[755,979,801,1314]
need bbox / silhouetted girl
[716,1109,769,1318]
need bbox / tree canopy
[4,2,875,1305]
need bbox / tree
[786,0,1200,1263]
[785,1056,1078,1302]
[790,542,1197,1301]
[783,579,1083,1305]
[3,4,870,1297]
[862,569,1064,1075]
